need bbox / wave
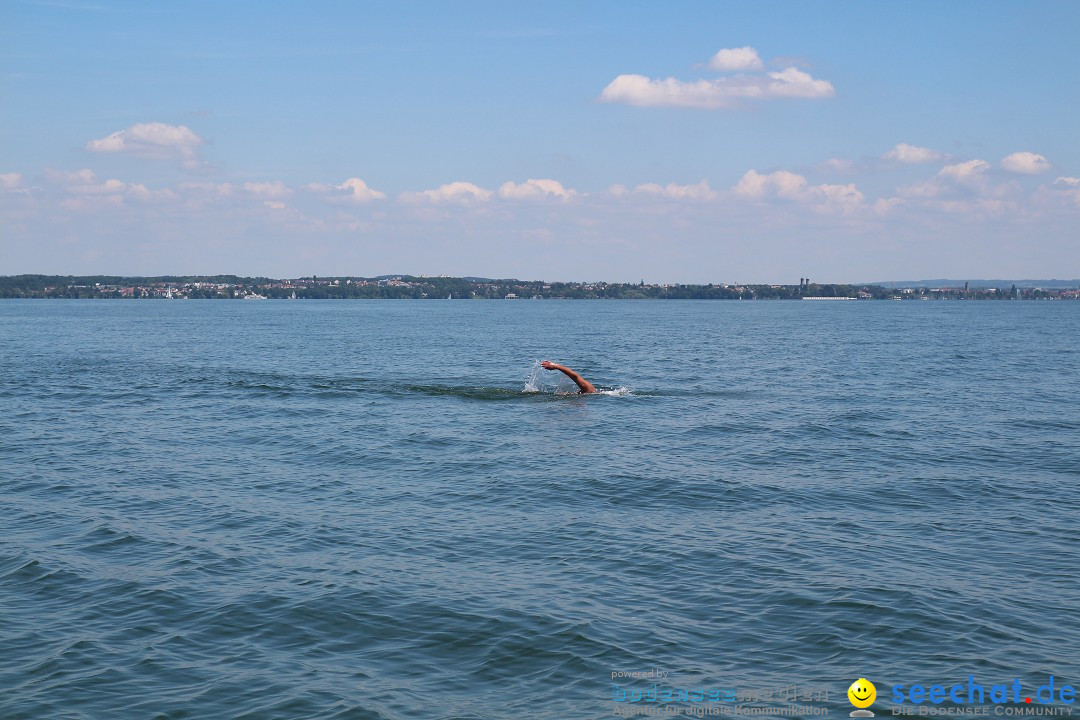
[523,359,633,397]
[169,363,637,402]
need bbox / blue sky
[2,0,1078,282]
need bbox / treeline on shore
[0,274,1070,300]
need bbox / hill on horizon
[869,278,1080,289]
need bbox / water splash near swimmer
[523,360,576,394]
[523,360,633,396]
[523,360,548,393]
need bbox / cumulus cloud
[45,167,177,208]
[1049,177,1080,205]
[601,75,719,109]
[1001,151,1051,174]
[764,68,836,98]
[938,159,991,182]
[897,160,990,199]
[824,157,854,172]
[74,178,128,195]
[815,183,865,211]
[734,169,808,199]
[86,122,203,163]
[734,169,863,213]
[12,157,1080,274]
[125,183,179,203]
[399,181,492,204]
[46,168,97,185]
[498,178,575,200]
[338,178,386,202]
[46,168,121,194]
[180,181,235,197]
[600,65,834,109]
[1,172,24,190]
[893,158,1033,218]
[873,197,905,215]
[307,177,387,204]
[634,180,716,200]
[708,46,764,72]
[882,143,943,164]
[243,181,292,199]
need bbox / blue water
[2,300,1078,720]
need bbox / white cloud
[86,122,203,162]
[824,157,854,172]
[316,177,387,203]
[891,157,1038,219]
[764,67,835,98]
[882,143,943,164]
[600,75,723,109]
[1,172,24,190]
[938,159,991,182]
[498,178,575,200]
[634,180,716,200]
[873,197,905,215]
[734,169,863,213]
[896,180,938,199]
[897,160,991,199]
[708,46,763,72]
[126,183,179,203]
[1046,177,1080,205]
[400,181,492,204]
[734,169,807,199]
[45,168,177,208]
[974,198,1020,217]
[243,181,292,198]
[179,181,235,197]
[599,65,833,109]
[46,168,115,193]
[74,178,127,195]
[1001,151,1051,174]
[46,168,97,185]
[816,183,865,212]
[11,156,1080,279]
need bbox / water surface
[2,300,1078,719]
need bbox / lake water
[2,299,1078,720]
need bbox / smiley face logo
[848,678,876,709]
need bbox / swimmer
[540,361,596,394]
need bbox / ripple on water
[2,300,1079,719]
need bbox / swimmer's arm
[540,361,597,394]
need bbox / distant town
[1,274,1077,300]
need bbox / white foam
[522,360,547,393]
[524,360,631,396]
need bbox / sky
[1,0,1078,283]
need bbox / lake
[2,299,1078,719]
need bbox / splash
[523,360,632,396]
[523,360,575,394]
[523,360,547,393]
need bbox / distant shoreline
[1,274,1077,300]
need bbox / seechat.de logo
[848,678,877,717]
